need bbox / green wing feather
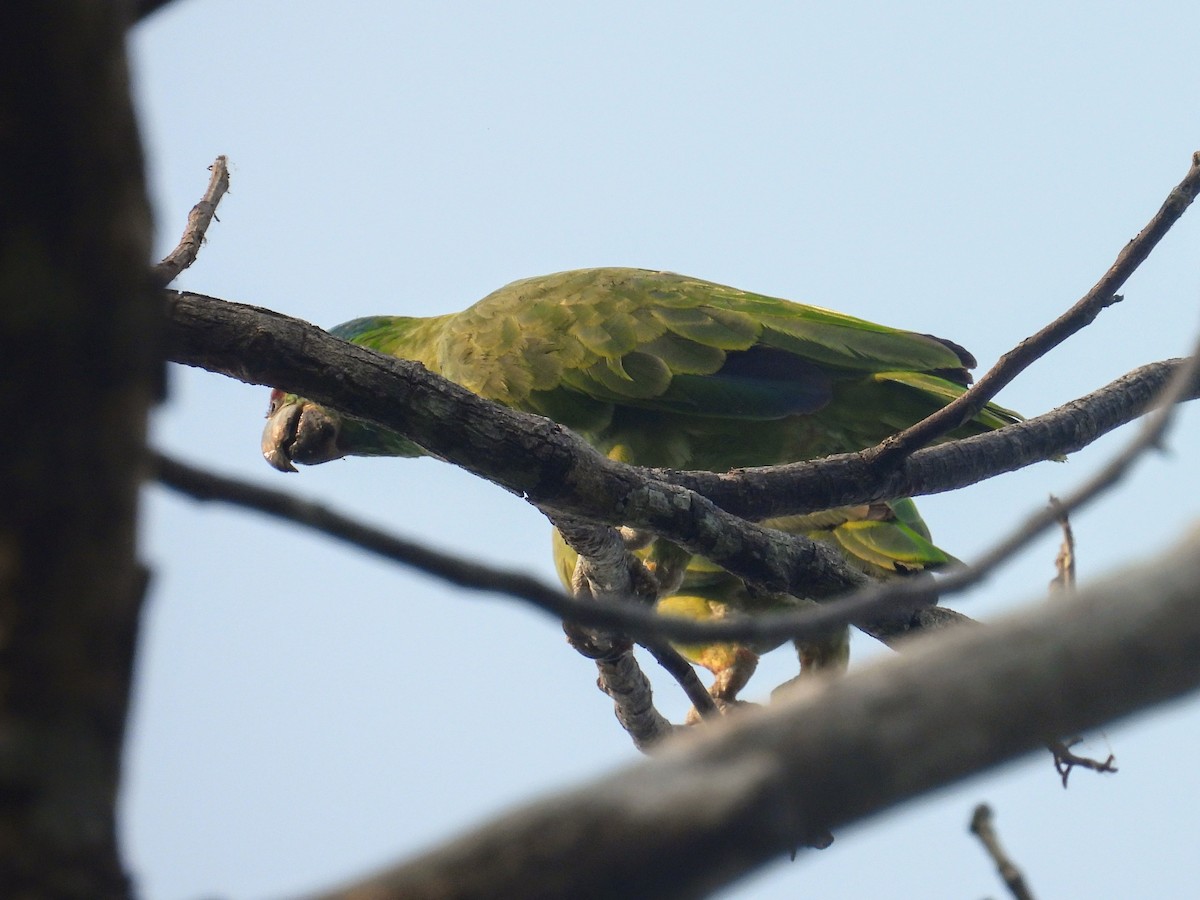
[365,268,1018,468]
[328,269,1019,464]
[438,268,968,399]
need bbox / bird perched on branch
[261,267,1018,705]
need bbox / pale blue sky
[128,3,1200,897]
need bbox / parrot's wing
[436,268,980,426]
[297,267,1018,470]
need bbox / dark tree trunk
[0,4,156,896]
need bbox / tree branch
[151,451,786,647]
[314,528,1200,899]
[152,154,230,286]
[555,518,694,744]
[666,357,1200,520]
[970,804,1037,900]
[134,0,182,22]
[553,515,719,728]
[864,150,1200,466]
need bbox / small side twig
[957,337,1200,601]
[1049,737,1117,787]
[594,652,677,751]
[153,155,230,286]
[868,150,1200,466]
[970,804,1036,900]
[1049,497,1075,593]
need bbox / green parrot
[261,267,1018,704]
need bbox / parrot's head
[261,389,345,472]
[262,389,427,472]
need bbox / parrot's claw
[684,697,757,725]
[617,527,654,551]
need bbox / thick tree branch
[134,0,181,22]
[164,291,1200,527]
[316,529,1200,900]
[153,318,1190,666]
[864,150,1200,465]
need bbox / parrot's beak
[261,398,345,472]
[262,401,301,472]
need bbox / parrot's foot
[770,632,852,700]
[684,696,757,725]
[770,673,838,703]
[645,539,694,597]
[683,650,760,723]
[617,526,655,551]
[712,649,758,702]
[795,634,850,675]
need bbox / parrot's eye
[266,388,285,417]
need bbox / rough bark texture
[0,4,154,896]
[667,358,1199,520]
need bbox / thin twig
[639,643,720,719]
[866,151,1200,467]
[817,337,1200,650]
[152,452,622,624]
[152,451,704,739]
[970,804,1037,900]
[948,340,1200,598]
[1049,737,1117,787]
[152,155,230,287]
[666,356,1199,520]
[1049,497,1075,593]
